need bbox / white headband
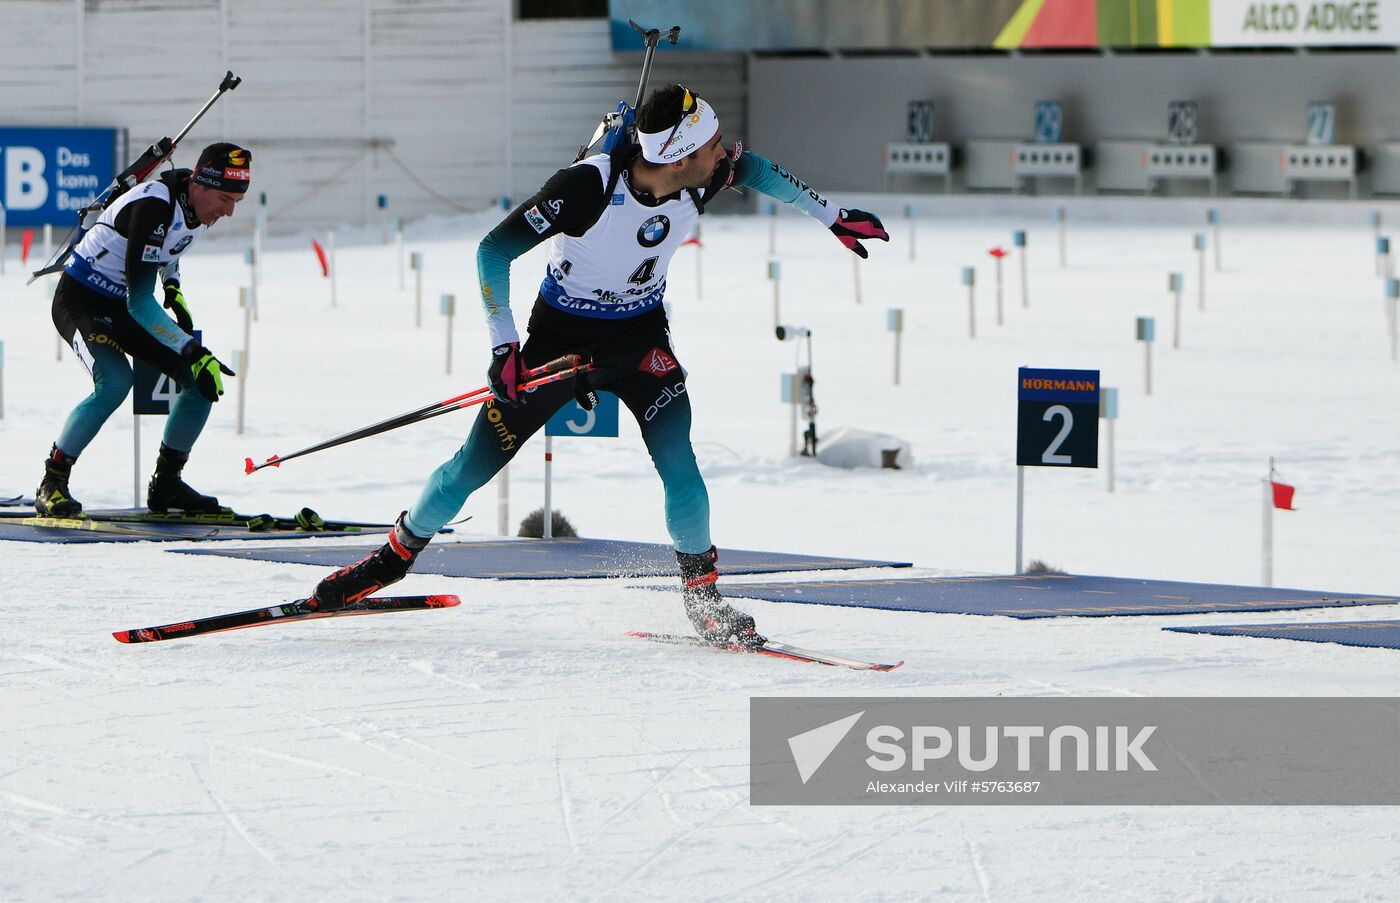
[638,95,720,164]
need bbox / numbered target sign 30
[1016,367,1099,468]
[545,391,619,438]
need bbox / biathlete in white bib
[312,85,889,646]
[36,143,248,517]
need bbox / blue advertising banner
[0,127,122,227]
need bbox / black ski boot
[677,546,766,648]
[147,444,224,514]
[35,445,83,517]
[312,513,429,611]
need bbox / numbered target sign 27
[1016,367,1099,468]
[545,391,619,438]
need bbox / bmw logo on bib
[638,215,670,248]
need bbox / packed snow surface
[2,194,1398,900]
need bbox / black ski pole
[245,355,595,475]
[28,71,242,284]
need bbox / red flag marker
[311,240,328,277]
[988,246,1008,259]
[1271,480,1296,511]
[21,230,34,264]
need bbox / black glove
[163,280,194,333]
[182,343,235,403]
[829,208,890,259]
[488,342,523,406]
[573,369,598,412]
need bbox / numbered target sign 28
[1016,367,1099,468]
[545,391,619,438]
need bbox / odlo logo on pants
[645,383,686,422]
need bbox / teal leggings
[404,361,710,552]
[57,339,211,456]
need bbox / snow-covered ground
[2,195,1399,901]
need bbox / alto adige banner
[1212,0,1400,45]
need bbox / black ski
[114,594,461,644]
[0,506,393,533]
[110,507,384,533]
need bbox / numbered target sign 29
[1016,367,1099,468]
[545,391,619,438]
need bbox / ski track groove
[191,759,278,865]
[1158,738,1236,813]
[0,787,156,838]
[58,845,174,901]
[0,815,86,852]
[571,751,694,854]
[704,829,852,902]
[784,811,948,899]
[208,740,474,800]
[585,795,748,903]
[962,823,992,902]
[208,789,277,865]
[555,740,579,853]
[279,704,490,773]
[5,672,129,718]
[625,722,801,838]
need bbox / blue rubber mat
[1166,620,1400,650]
[718,574,1399,618]
[176,538,911,579]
